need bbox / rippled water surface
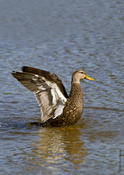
[0,0,124,174]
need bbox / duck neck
[69,82,83,102]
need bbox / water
[0,0,124,174]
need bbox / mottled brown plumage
[12,66,94,127]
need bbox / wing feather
[12,70,67,122]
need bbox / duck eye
[80,71,84,74]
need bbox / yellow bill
[85,74,95,81]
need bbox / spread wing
[12,67,68,122]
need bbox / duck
[12,66,95,127]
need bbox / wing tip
[11,71,24,81]
[11,71,17,77]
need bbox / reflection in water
[29,127,87,171]
[0,111,121,175]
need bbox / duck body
[43,82,83,127]
[12,66,94,127]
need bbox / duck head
[72,70,95,83]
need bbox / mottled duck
[12,66,95,127]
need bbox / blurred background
[0,0,124,175]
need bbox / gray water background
[0,0,124,174]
